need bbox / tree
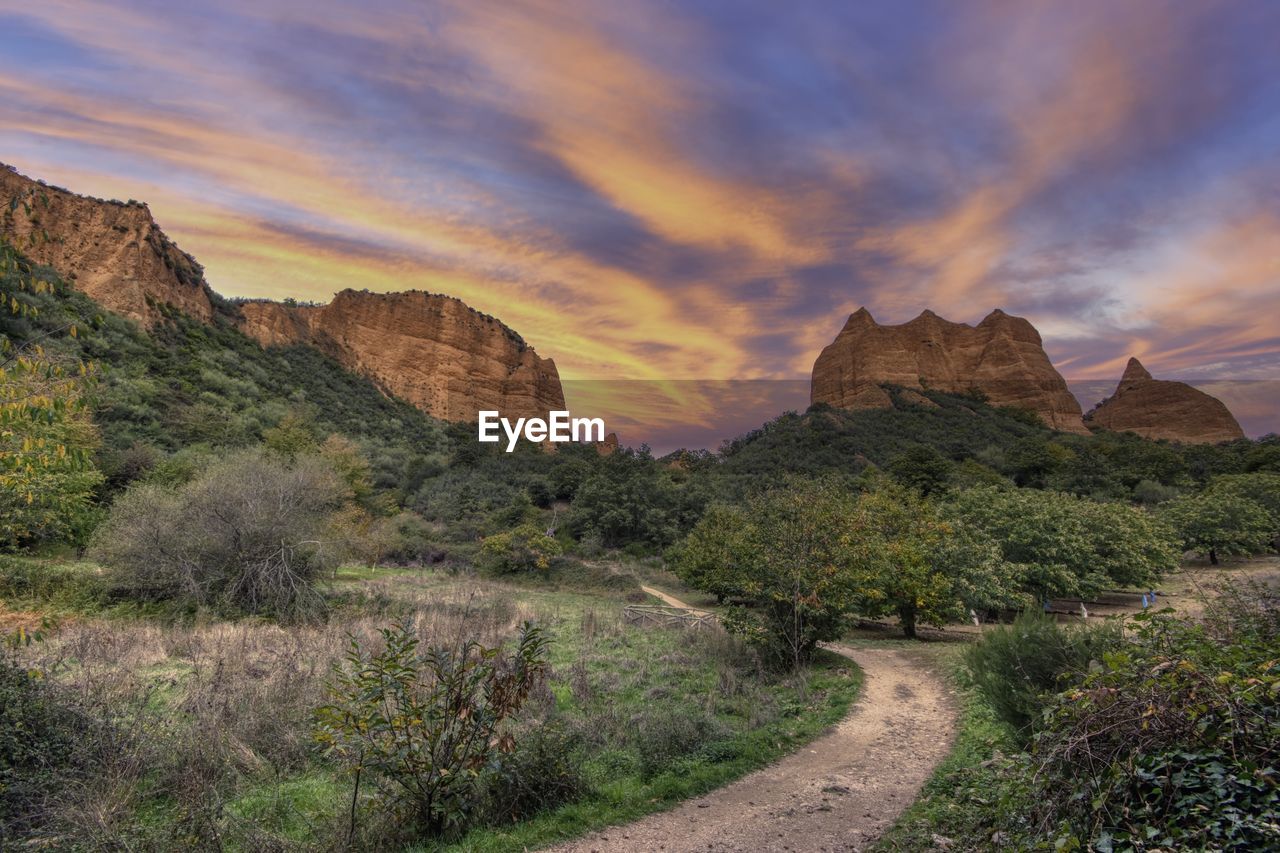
[887,445,952,496]
[1206,473,1280,542]
[1159,491,1272,564]
[854,488,1023,638]
[675,479,872,668]
[0,361,102,549]
[666,503,752,603]
[944,487,1177,600]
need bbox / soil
[550,591,958,852]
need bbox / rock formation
[1084,358,1244,444]
[811,308,1088,433]
[238,291,565,422]
[1,163,213,326]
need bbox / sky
[1,0,1277,447]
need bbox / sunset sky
[1,0,1277,445]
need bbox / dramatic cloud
[1,0,1276,446]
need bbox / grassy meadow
[2,558,861,851]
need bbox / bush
[90,448,348,619]
[480,523,562,574]
[314,619,549,841]
[483,719,589,824]
[964,609,1122,736]
[0,651,102,841]
[0,557,106,610]
[1027,599,1280,849]
[630,706,730,781]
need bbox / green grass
[427,647,861,852]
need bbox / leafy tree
[675,479,872,668]
[855,488,1023,637]
[886,445,952,496]
[0,242,102,549]
[944,487,1176,600]
[568,447,695,550]
[314,620,549,840]
[666,503,752,603]
[1159,491,1273,564]
[1206,472,1280,538]
[480,523,562,574]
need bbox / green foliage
[676,479,871,668]
[886,444,952,496]
[1028,597,1280,849]
[630,705,731,781]
[90,448,348,618]
[482,719,589,824]
[945,486,1179,599]
[0,239,447,506]
[0,244,103,549]
[480,523,563,574]
[314,619,549,840]
[567,447,705,550]
[965,609,1123,736]
[0,556,106,611]
[854,488,1024,638]
[887,586,1280,851]
[1160,489,1273,563]
[0,651,102,841]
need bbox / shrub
[0,557,106,610]
[964,609,1123,736]
[483,719,589,824]
[1027,600,1280,849]
[630,705,730,780]
[480,523,562,574]
[90,448,347,619]
[314,619,549,841]
[0,650,103,841]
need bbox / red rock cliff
[1,163,213,326]
[238,291,565,422]
[1084,358,1244,444]
[811,308,1088,433]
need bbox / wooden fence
[623,604,718,630]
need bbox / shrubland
[878,582,1280,851]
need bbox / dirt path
[640,585,713,615]
[550,594,957,852]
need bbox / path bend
[551,605,958,852]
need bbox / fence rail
[623,604,718,630]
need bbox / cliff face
[811,308,1088,433]
[238,291,565,422]
[0,164,213,326]
[1084,358,1244,444]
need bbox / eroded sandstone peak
[1085,357,1244,444]
[1,163,213,326]
[238,290,565,423]
[811,307,1088,433]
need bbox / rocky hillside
[1,164,213,326]
[1,163,564,424]
[239,293,564,422]
[811,308,1088,433]
[1085,358,1245,444]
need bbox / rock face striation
[1,163,213,326]
[811,308,1088,433]
[1084,358,1244,444]
[238,292,565,423]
